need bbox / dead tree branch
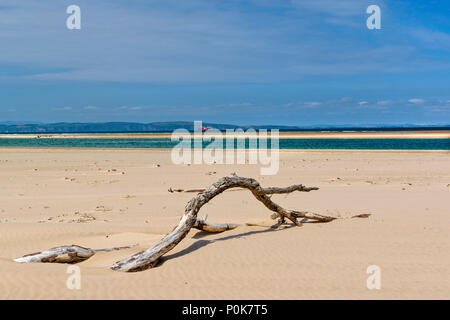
[110,175,329,272]
[14,175,361,271]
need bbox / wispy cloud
[83,106,98,110]
[0,0,445,83]
[228,103,253,107]
[114,106,147,111]
[53,106,72,111]
[412,28,450,51]
[290,0,369,17]
[304,102,321,107]
[1,1,449,126]
[408,98,425,104]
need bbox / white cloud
[408,98,425,104]
[413,28,450,51]
[282,101,322,109]
[0,0,443,84]
[115,106,146,111]
[290,0,366,17]
[377,100,392,105]
[228,103,253,107]
[83,106,98,110]
[358,101,368,105]
[53,106,72,111]
[305,102,321,106]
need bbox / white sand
[0,148,449,299]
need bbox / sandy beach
[0,148,449,299]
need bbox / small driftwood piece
[14,245,136,264]
[352,213,371,218]
[270,211,336,222]
[13,214,236,264]
[110,175,331,272]
[194,215,239,233]
[168,187,206,193]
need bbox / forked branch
[110,175,331,272]
[14,175,354,271]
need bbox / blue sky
[1,0,449,126]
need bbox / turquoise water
[0,138,448,150]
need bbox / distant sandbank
[0,130,449,139]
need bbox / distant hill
[0,122,300,133]
[0,122,448,134]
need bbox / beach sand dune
[0,148,449,299]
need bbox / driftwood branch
[14,175,364,271]
[194,215,240,233]
[168,188,206,193]
[12,214,236,264]
[270,211,336,222]
[14,245,136,264]
[110,175,330,272]
[13,215,238,264]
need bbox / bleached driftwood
[110,175,332,272]
[15,175,363,271]
[193,215,239,233]
[13,215,238,264]
[168,187,205,193]
[14,245,136,264]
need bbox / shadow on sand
[157,219,327,267]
